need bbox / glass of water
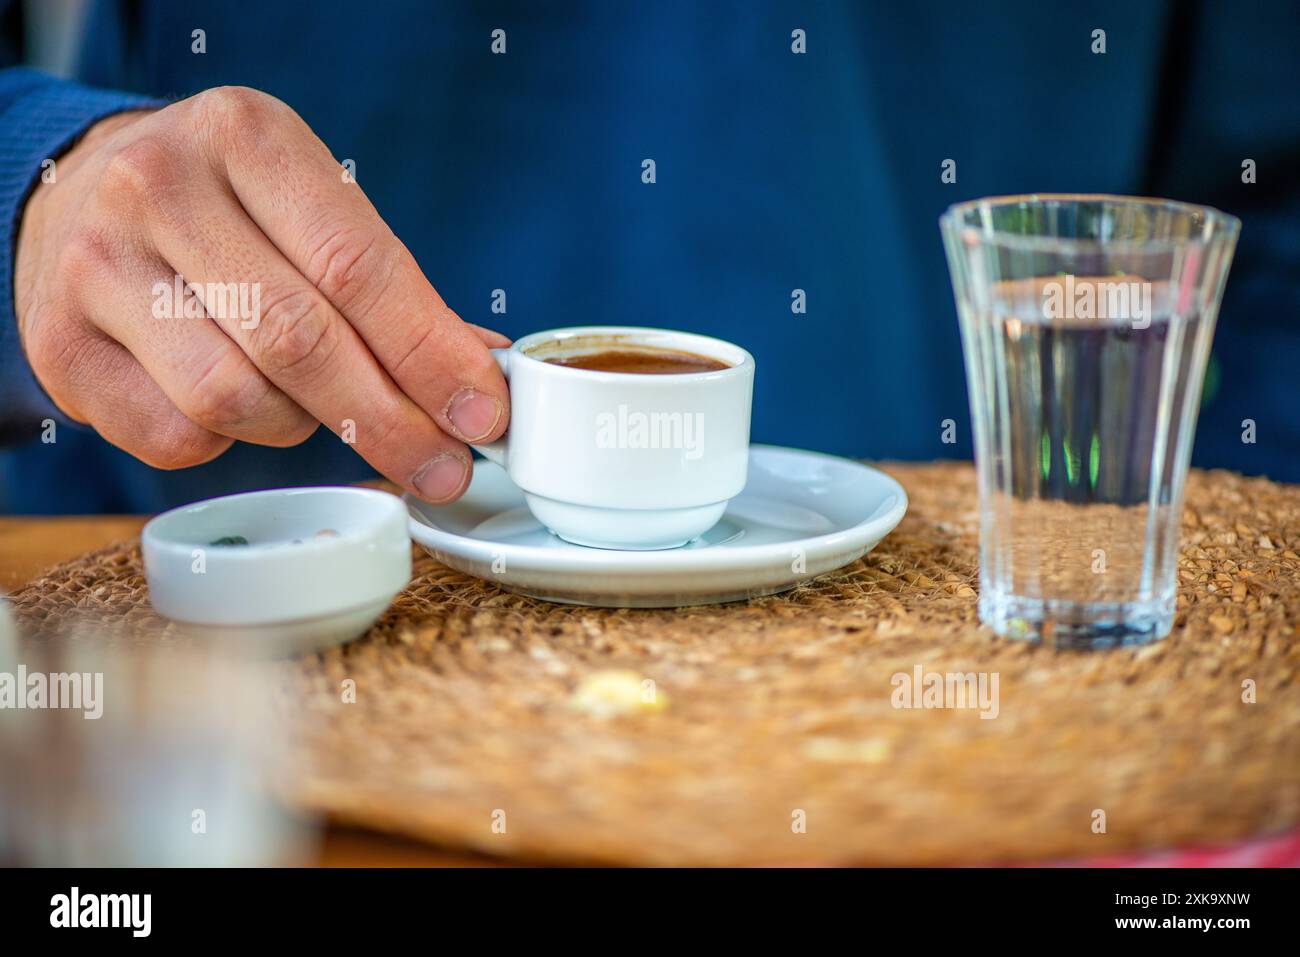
[940,195,1239,648]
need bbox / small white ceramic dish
[142,487,411,652]
[406,445,908,608]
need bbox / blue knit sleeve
[0,67,162,442]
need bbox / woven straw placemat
[8,463,1300,865]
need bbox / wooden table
[0,515,493,867]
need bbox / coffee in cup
[542,346,731,375]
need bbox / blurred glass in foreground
[941,195,1239,648]
[0,601,315,865]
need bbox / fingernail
[446,389,502,441]
[413,453,468,502]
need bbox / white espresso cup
[472,326,755,549]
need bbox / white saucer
[405,445,907,608]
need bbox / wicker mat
[8,463,1300,866]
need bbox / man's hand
[13,86,510,502]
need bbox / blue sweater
[2,0,1298,512]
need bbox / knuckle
[273,413,319,448]
[388,321,441,380]
[195,85,267,125]
[187,386,253,436]
[184,352,264,434]
[353,405,406,459]
[192,85,286,147]
[253,289,339,379]
[307,227,397,316]
[99,136,175,200]
[59,227,118,283]
[144,417,230,470]
[26,317,99,386]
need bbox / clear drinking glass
[940,195,1239,648]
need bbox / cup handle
[469,348,510,467]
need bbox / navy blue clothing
[2,1,1298,513]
